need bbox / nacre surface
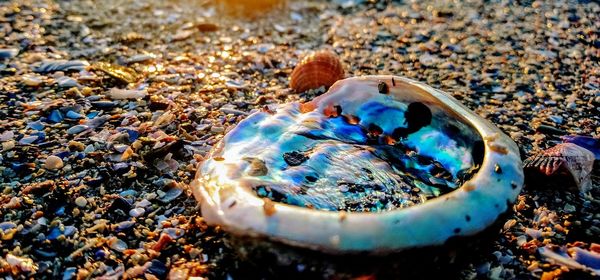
[192,75,524,253]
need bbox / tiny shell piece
[290,50,344,93]
[89,62,140,84]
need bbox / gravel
[0,0,598,279]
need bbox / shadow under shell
[212,211,512,280]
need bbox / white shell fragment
[107,88,147,100]
[524,143,595,193]
[191,75,524,253]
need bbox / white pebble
[75,196,87,207]
[108,88,147,100]
[22,75,43,87]
[129,207,145,217]
[44,155,64,170]
[0,130,14,141]
[2,140,15,151]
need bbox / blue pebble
[47,227,62,240]
[119,190,137,197]
[62,267,77,280]
[549,115,564,124]
[55,151,71,159]
[125,129,140,142]
[63,226,77,237]
[55,206,66,216]
[147,260,168,277]
[65,110,84,119]
[30,131,46,143]
[48,110,64,123]
[27,121,45,131]
[10,163,28,173]
[91,101,117,109]
[115,220,135,231]
[0,221,17,231]
[86,111,100,119]
[94,249,108,260]
[67,124,89,134]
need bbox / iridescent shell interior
[204,77,484,212]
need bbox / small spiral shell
[290,50,345,93]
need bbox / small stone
[56,76,79,88]
[129,207,145,217]
[2,140,15,151]
[159,187,183,203]
[22,75,42,87]
[107,88,147,100]
[44,155,64,170]
[18,135,38,145]
[172,29,194,41]
[419,53,439,67]
[196,22,219,32]
[65,111,84,119]
[535,124,567,135]
[210,126,225,133]
[549,115,564,124]
[108,237,128,252]
[75,196,88,208]
[67,125,90,134]
[68,141,85,151]
[0,48,18,59]
[89,62,139,84]
[564,203,576,213]
[0,130,14,141]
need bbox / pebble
[22,75,43,87]
[91,100,117,109]
[6,254,37,273]
[44,155,64,170]
[107,88,147,100]
[19,135,38,145]
[66,111,84,119]
[125,54,156,64]
[0,0,598,279]
[0,130,14,141]
[0,48,19,59]
[535,124,567,136]
[75,196,88,208]
[210,126,225,133]
[0,221,17,231]
[2,140,15,151]
[48,110,64,123]
[34,60,89,73]
[418,53,438,67]
[129,207,145,217]
[109,238,128,252]
[56,76,80,88]
[67,125,90,134]
[135,199,151,208]
[27,121,45,131]
[548,115,564,125]
[172,29,194,41]
[159,188,183,203]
